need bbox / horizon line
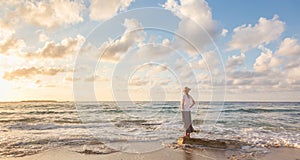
[0,100,300,103]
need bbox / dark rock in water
[177,137,248,149]
[141,122,162,126]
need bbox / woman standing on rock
[181,86,195,138]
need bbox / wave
[1,101,300,158]
[114,119,163,128]
[26,110,76,115]
[6,123,110,130]
[0,117,42,123]
[223,108,300,113]
[0,137,103,158]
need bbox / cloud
[226,52,245,70]
[142,63,169,79]
[276,38,300,56]
[173,58,197,86]
[226,70,280,89]
[128,76,149,86]
[38,33,49,42]
[24,35,85,59]
[221,28,228,37]
[3,67,66,80]
[0,0,21,6]
[64,76,81,82]
[0,22,25,55]
[127,63,171,87]
[227,70,264,79]
[9,0,85,29]
[228,15,285,52]
[198,50,221,72]
[225,37,300,96]
[253,46,280,72]
[85,75,109,82]
[135,39,173,59]
[274,38,300,83]
[0,21,15,42]
[89,0,134,21]
[99,18,145,62]
[155,77,172,86]
[0,36,25,55]
[163,0,218,53]
[140,63,168,72]
[128,75,172,87]
[276,38,300,70]
[287,67,300,85]
[150,64,168,73]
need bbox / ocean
[0,101,299,157]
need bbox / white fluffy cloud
[275,38,300,83]
[134,39,173,60]
[226,53,245,70]
[0,36,25,55]
[269,38,300,71]
[287,67,300,85]
[221,28,228,37]
[11,0,85,29]
[89,0,134,21]
[253,46,280,72]
[0,21,14,42]
[276,38,300,56]
[228,15,285,51]
[226,36,300,98]
[143,63,168,77]
[164,0,218,53]
[140,63,168,72]
[99,18,145,62]
[24,35,85,59]
[0,22,25,55]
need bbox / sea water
[0,101,299,157]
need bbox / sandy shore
[1,147,299,160]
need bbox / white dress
[182,94,194,111]
[181,93,194,133]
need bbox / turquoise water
[0,101,299,157]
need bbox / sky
[0,0,300,102]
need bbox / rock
[177,137,248,149]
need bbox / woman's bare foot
[185,133,190,138]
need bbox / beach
[1,146,300,160]
[0,101,299,159]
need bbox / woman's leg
[185,125,193,138]
[186,132,190,138]
[191,125,195,132]
[182,111,193,138]
[187,111,193,137]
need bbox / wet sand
[1,147,299,160]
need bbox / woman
[181,86,195,138]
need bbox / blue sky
[208,0,300,67]
[0,0,299,102]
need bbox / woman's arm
[190,98,195,108]
[181,98,185,110]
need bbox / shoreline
[1,101,300,103]
[1,146,299,160]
